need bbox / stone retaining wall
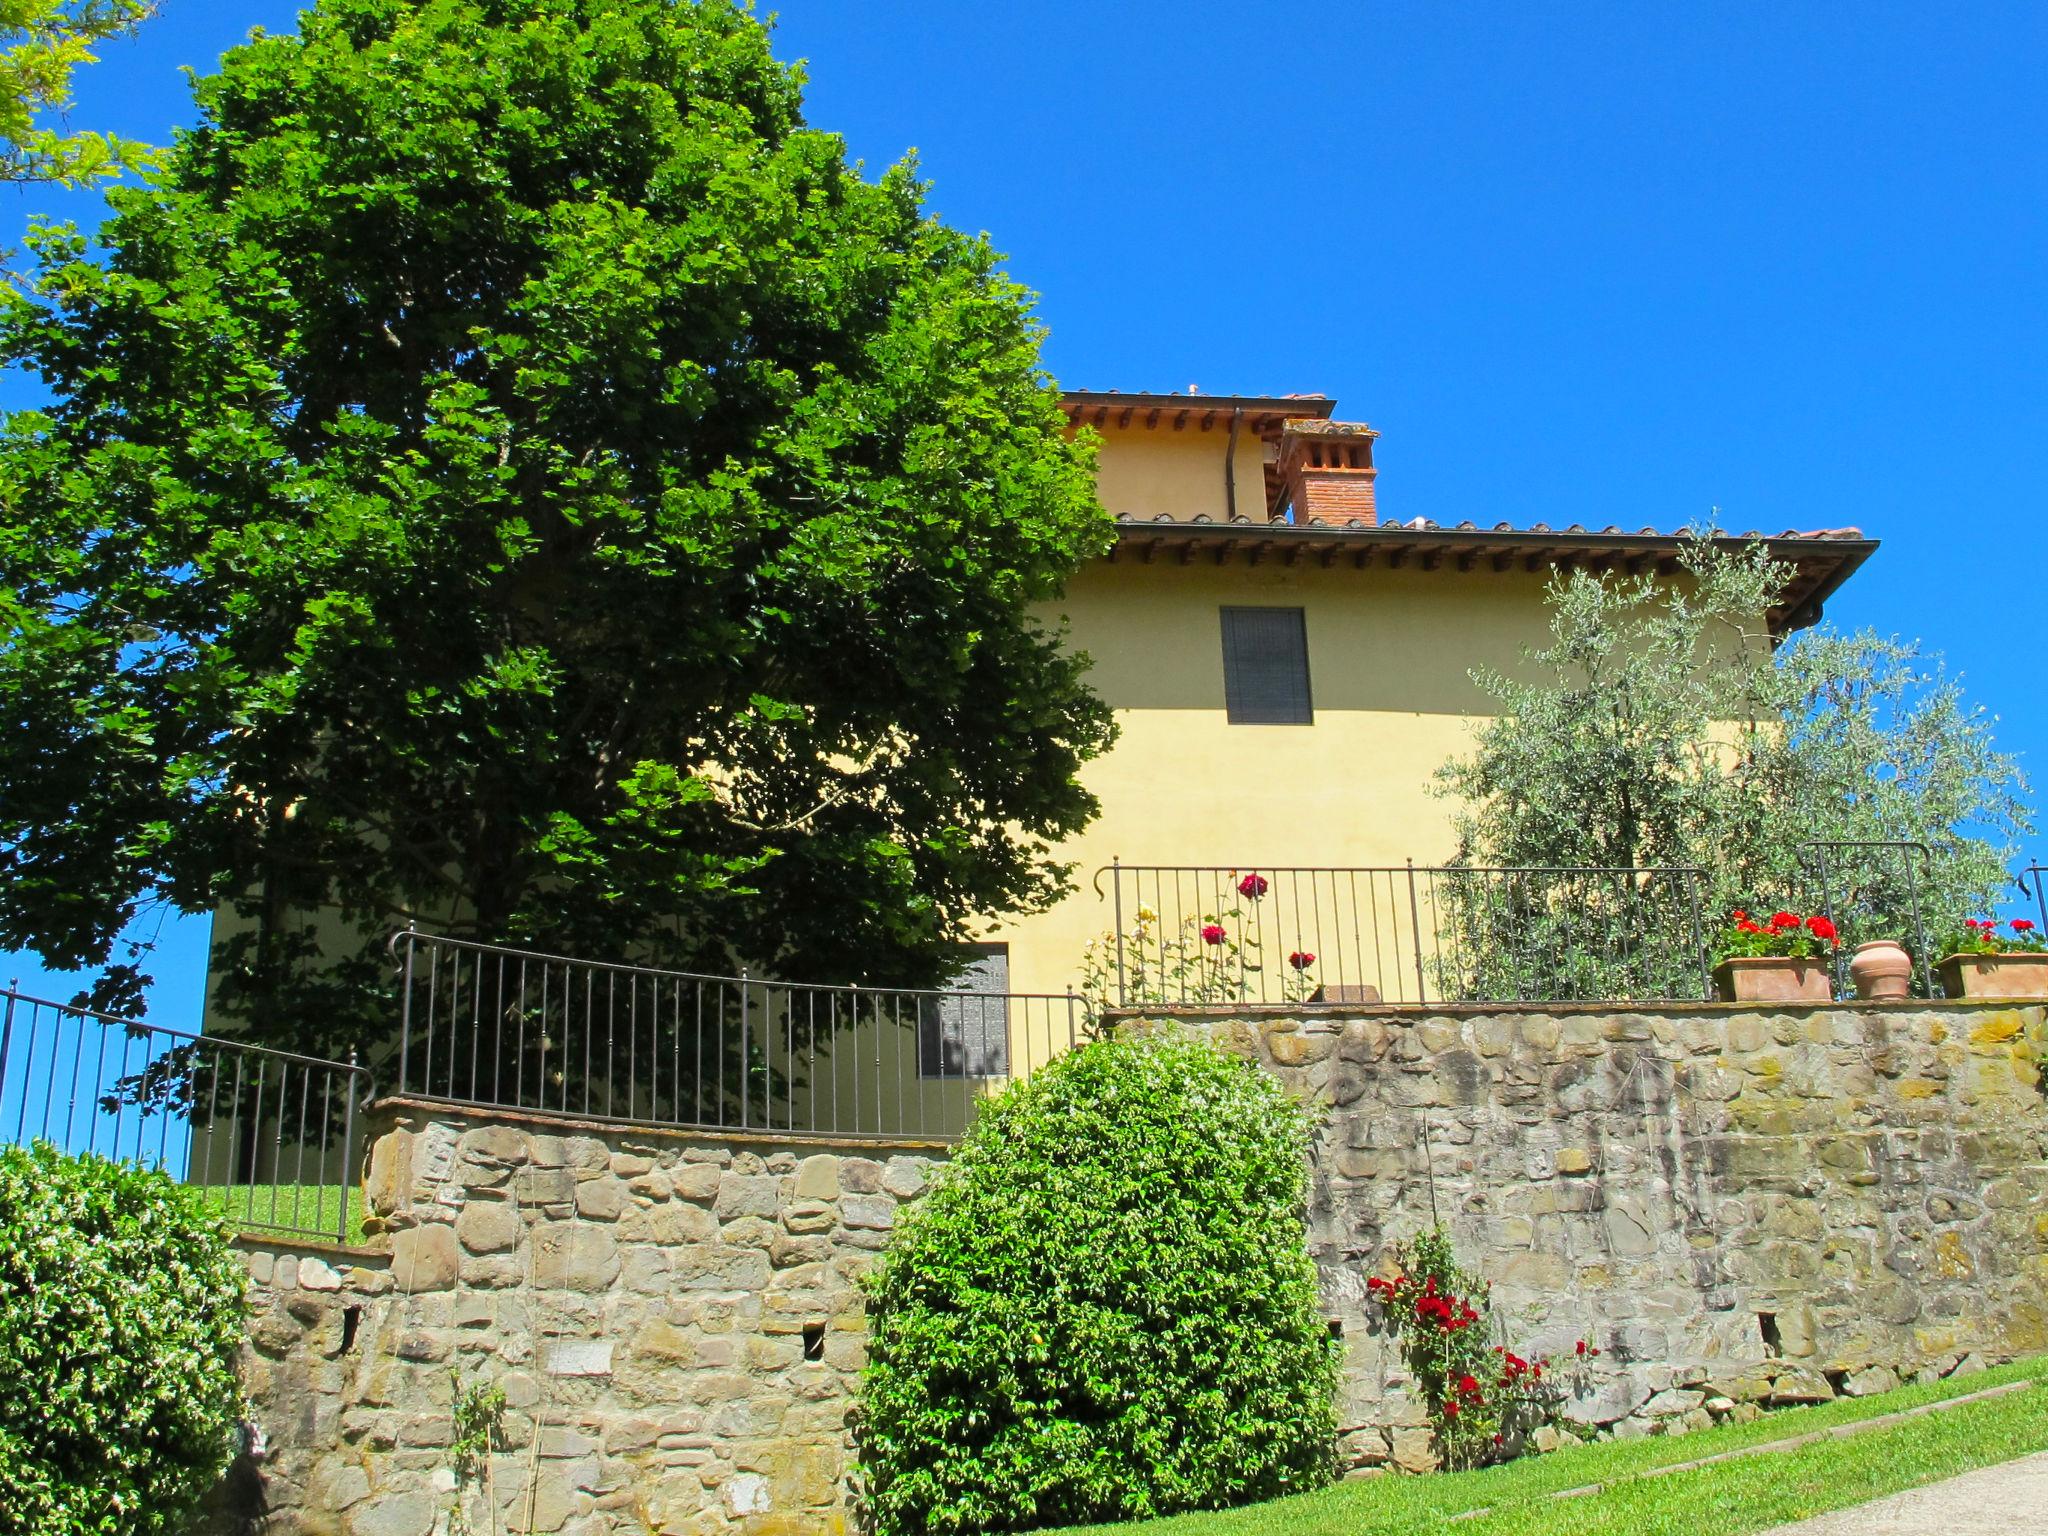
[214,1102,944,1536]
[215,1003,2048,1528]
[1110,1002,2048,1472]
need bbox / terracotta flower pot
[1712,956,1833,1004]
[1935,952,2048,1001]
[1847,939,1913,1001]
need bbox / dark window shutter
[1220,607,1313,724]
[919,944,1010,1079]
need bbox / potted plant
[1712,909,1837,1003]
[1935,918,2048,1000]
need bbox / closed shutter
[1220,606,1313,724]
[919,945,1010,1079]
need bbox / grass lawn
[191,1182,370,1244]
[1063,1355,2048,1536]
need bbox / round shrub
[0,1141,247,1534]
[854,1034,1337,1534]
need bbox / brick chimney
[1277,420,1379,526]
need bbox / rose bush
[1367,1227,1594,1470]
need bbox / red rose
[1575,1339,1588,1356]
[1288,950,1316,970]
[1457,1374,1480,1396]
[1237,873,1269,899]
[1806,915,1838,943]
[1442,1401,1458,1418]
[1200,924,1227,946]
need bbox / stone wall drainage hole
[803,1322,826,1362]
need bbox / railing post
[0,984,15,1104]
[1903,848,1932,999]
[397,923,417,1095]
[1111,856,1127,1007]
[738,970,751,1131]
[1405,859,1428,1003]
[1065,987,1077,1050]
[1687,869,1709,1001]
[338,1048,360,1245]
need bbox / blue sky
[4,1,2045,1022]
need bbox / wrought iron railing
[1798,840,1938,997]
[1090,861,1713,1008]
[391,929,1083,1141]
[0,988,368,1242]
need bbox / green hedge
[854,1035,1337,1534]
[0,1141,247,1534]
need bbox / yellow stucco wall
[1087,418,1266,523]
[986,554,1560,1002]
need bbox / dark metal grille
[392,930,1078,1141]
[0,988,367,1242]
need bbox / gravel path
[1758,1449,2048,1534]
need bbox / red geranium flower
[1200,924,1227,946]
[2016,919,2037,933]
[1770,911,1800,930]
[1731,909,1749,921]
[1237,873,1269,899]
[1806,914,1838,943]
[1736,920,1763,934]
[1289,950,1316,970]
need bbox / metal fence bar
[388,931,1075,1142]
[0,988,369,1243]
[1093,862,1714,1007]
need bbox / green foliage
[1366,1228,1588,1471]
[1437,536,2030,988]
[0,0,1114,1046]
[0,1,152,191]
[1712,908,1837,962]
[447,1369,507,1535]
[854,1035,1337,1535]
[1941,915,2047,956]
[1077,880,1321,1015]
[0,1140,247,1534]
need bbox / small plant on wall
[446,1368,507,1536]
[1367,1227,1595,1470]
[1079,874,1321,1013]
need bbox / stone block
[461,1125,529,1165]
[839,1158,884,1194]
[882,1156,929,1199]
[456,1200,521,1255]
[841,1195,897,1231]
[574,1177,628,1221]
[672,1162,722,1202]
[391,1223,461,1292]
[543,1338,615,1377]
[299,1256,343,1291]
[347,1491,437,1536]
[530,1224,621,1292]
[365,1129,413,1218]
[715,1174,782,1221]
[795,1155,840,1200]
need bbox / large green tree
[0,0,153,193]
[0,0,1115,1050]
[1436,537,2031,992]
